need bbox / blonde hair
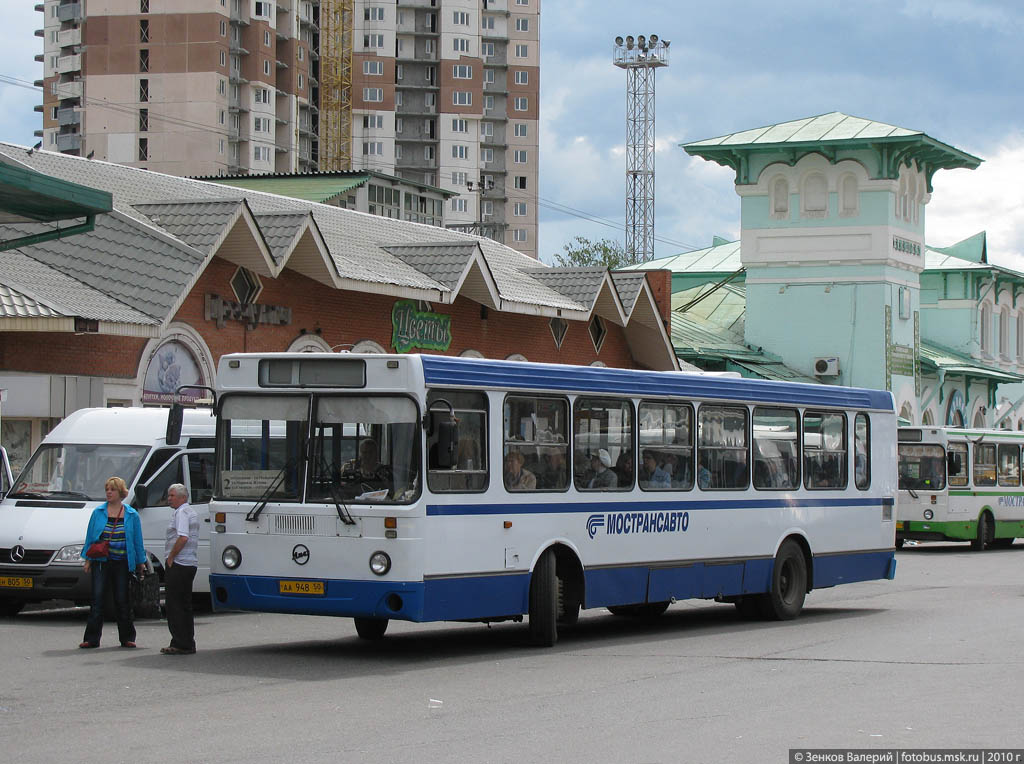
[104,476,128,499]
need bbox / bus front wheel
[0,598,24,617]
[528,548,558,647]
[972,512,994,551]
[762,540,807,620]
[354,617,389,640]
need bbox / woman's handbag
[85,507,123,559]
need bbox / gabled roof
[920,340,1024,383]
[195,170,456,203]
[132,200,247,255]
[683,111,981,190]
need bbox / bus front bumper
[897,519,975,542]
[210,573,427,620]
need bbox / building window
[363,142,384,155]
[802,173,828,218]
[515,44,528,57]
[139,49,150,72]
[363,114,384,129]
[514,70,528,85]
[514,123,528,138]
[515,18,529,32]
[363,60,383,75]
[453,91,472,106]
[981,303,992,354]
[395,91,403,106]
[481,148,493,163]
[453,65,472,79]
[481,200,493,217]
[264,30,271,47]
[139,79,149,102]
[395,116,403,132]
[453,38,469,53]
[253,87,269,104]
[364,34,385,49]
[363,88,384,102]
[771,176,789,218]
[1000,307,1010,357]
[482,42,495,58]
[364,6,385,21]
[452,144,468,159]
[452,198,468,212]
[513,229,527,242]
[453,10,469,25]
[395,145,403,159]
[484,95,494,111]
[549,317,567,348]
[298,46,304,61]
[139,108,149,131]
[483,69,495,85]
[514,176,527,190]
[480,122,493,137]
[254,2,272,18]
[219,109,225,124]
[839,173,858,217]
[1017,313,1023,358]
[514,150,527,163]
[253,145,272,162]
[140,0,150,12]
[424,92,436,107]
[139,19,149,43]
[423,145,434,160]
[138,138,148,161]
[514,202,527,216]
[513,96,528,111]
[451,118,467,133]
[452,171,467,185]
[263,59,272,75]
[516,0,529,5]
[481,15,495,30]
[220,50,227,67]
[218,78,226,95]
[425,39,435,54]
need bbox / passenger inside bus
[342,439,392,490]
[504,449,536,491]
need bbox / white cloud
[927,132,1024,270]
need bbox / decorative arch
[921,409,934,426]
[506,353,528,362]
[135,322,215,406]
[973,409,986,428]
[945,389,966,427]
[980,302,992,355]
[460,349,485,358]
[838,172,859,217]
[352,339,387,354]
[287,333,331,353]
[801,172,828,219]
[899,402,914,424]
[770,176,790,219]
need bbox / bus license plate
[0,576,32,589]
[279,580,324,595]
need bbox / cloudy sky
[2,1,1022,266]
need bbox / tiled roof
[254,211,315,263]
[203,175,368,204]
[0,282,61,318]
[0,212,203,321]
[383,242,480,291]
[0,249,157,324]
[523,267,609,309]
[132,200,244,255]
[609,272,646,315]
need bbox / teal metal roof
[919,341,1024,383]
[622,239,741,274]
[683,111,982,191]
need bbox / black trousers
[165,563,197,651]
[83,559,134,646]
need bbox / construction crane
[318,0,353,171]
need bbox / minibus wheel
[762,540,807,620]
[528,548,558,647]
[354,617,389,640]
[972,512,994,551]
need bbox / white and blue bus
[209,353,897,645]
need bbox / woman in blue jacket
[79,476,146,648]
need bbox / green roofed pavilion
[683,111,981,192]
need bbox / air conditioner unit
[814,357,840,377]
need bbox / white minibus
[0,407,214,616]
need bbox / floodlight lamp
[637,35,646,47]
[625,35,634,49]
[649,34,658,45]
[662,39,671,47]
[615,36,624,46]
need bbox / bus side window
[947,443,969,486]
[854,413,870,490]
[973,444,996,486]
[503,394,569,492]
[697,404,749,490]
[573,397,633,492]
[997,444,1020,487]
[427,390,489,493]
[803,412,847,489]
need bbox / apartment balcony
[229,41,249,55]
[55,132,82,152]
[34,54,43,63]
[34,3,44,12]
[57,27,81,47]
[52,80,84,99]
[56,107,80,126]
[57,3,82,23]
[56,54,82,75]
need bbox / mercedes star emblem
[10,545,25,563]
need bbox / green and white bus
[897,427,1024,550]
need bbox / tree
[551,236,631,269]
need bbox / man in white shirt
[161,483,199,655]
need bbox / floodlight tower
[613,34,670,264]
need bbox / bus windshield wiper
[245,461,293,522]
[7,491,46,499]
[47,490,91,500]
[906,486,919,499]
[328,484,357,526]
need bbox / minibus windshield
[8,444,150,501]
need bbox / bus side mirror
[166,404,184,446]
[948,452,961,475]
[134,483,149,510]
[436,419,459,468]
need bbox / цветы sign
[391,300,452,353]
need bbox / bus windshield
[8,444,150,501]
[898,444,946,491]
[218,394,420,504]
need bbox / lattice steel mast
[613,35,669,264]
[319,0,354,170]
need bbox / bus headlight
[55,545,84,563]
[222,546,242,569]
[369,551,391,576]
[923,509,934,521]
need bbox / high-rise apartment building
[35,0,540,258]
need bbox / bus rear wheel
[972,512,994,551]
[528,548,558,647]
[354,617,389,640]
[762,540,807,621]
